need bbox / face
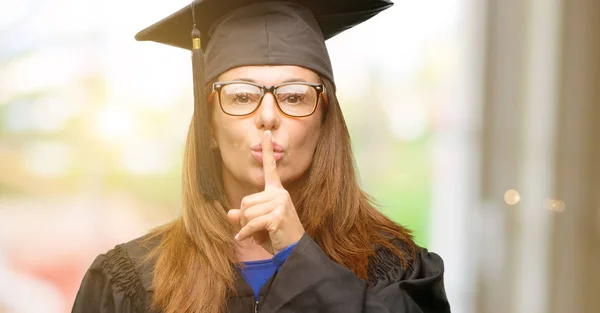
[211,65,324,193]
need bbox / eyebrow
[232,77,310,84]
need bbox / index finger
[262,130,282,189]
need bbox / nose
[255,92,281,130]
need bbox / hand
[227,130,305,255]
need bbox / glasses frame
[208,80,327,117]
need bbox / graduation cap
[135,0,393,89]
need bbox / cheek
[214,120,246,151]
[303,110,323,151]
[286,120,322,169]
[212,105,244,147]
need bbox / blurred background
[0,0,598,312]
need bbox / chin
[245,167,268,188]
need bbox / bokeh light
[545,198,565,212]
[504,189,521,205]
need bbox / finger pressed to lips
[262,130,283,189]
[251,137,284,162]
[233,131,288,243]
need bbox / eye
[233,93,251,103]
[282,93,304,104]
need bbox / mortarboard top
[134,0,394,85]
[135,0,394,50]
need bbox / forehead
[217,65,321,85]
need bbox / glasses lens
[276,84,318,116]
[220,83,262,115]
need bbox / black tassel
[190,6,221,201]
[191,28,206,115]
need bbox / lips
[251,142,285,163]
[250,143,285,153]
[252,150,284,163]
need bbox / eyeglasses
[208,81,327,117]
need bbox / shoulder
[369,239,445,280]
[99,233,160,292]
[368,240,449,310]
[73,233,161,313]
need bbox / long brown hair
[146,77,417,313]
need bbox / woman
[72,0,451,312]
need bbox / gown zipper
[254,300,259,313]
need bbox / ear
[206,95,219,150]
[209,122,219,149]
[210,137,219,149]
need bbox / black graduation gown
[72,232,451,313]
